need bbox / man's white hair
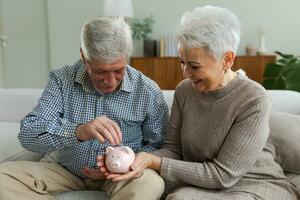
[177,5,241,59]
[81,17,132,63]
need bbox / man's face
[84,56,127,94]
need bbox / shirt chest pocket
[115,116,144,143]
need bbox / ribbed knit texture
[153,74,299,199]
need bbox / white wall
[0,42,4,87]
[46,0,102,69]
[0,0,49,88]
[46,0,300,65]
[132,0,300,57]
[1,0,300,87]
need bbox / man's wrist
[75,123,84,142]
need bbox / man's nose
[103,72,117,85]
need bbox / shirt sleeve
[138,90,169,152]
[159,95,272,189]
[151,90,182,159]
[18,70,80,154]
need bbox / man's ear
[80,48,88,65]
[223,51,235,70]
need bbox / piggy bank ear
[120,146,131,154]
[106,146,114,154]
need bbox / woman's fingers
[111,170,143,182]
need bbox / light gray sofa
[1,88,300,199]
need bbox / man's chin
[99,87,117,94]
[95,83,121,94]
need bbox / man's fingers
[108,119,122,142]
[97,155,105,162]
[97,126,116,145]
[93,130,106,143]
[100,166,109,173]
[104,172,110,177]
[101,122,120,145]
[95,119,117,145]
[98,161,105,167]
[82,167,105,180]
[93,116,122,145]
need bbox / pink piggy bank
[105,146,135,174]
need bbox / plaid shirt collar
[74,60,133,94]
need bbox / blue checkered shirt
[19,60,168,178]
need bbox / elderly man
[0,17,168,200]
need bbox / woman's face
[179,47,227,92]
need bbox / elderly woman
[99,5,299,200]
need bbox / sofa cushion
[162,90,174,113]
[0,122,24,162]
[266,111,300,174]
[0,88,42,122]
[267,90,300,115]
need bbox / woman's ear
[223,51,235,70]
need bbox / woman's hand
[97,152,161,182]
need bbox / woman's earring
[224,68,228,74]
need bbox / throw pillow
[266,111,300,174]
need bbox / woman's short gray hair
[177,5,241,59]
[81,17,132,63]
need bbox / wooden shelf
[130,55,276,90]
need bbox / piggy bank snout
[110,160,121,168]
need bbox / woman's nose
[182,65,191,79]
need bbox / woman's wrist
[149,154,162,171]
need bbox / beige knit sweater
[153,74,295,193]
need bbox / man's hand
[97,155,110,177]
[82,166,106,180]
[97,152,161,182]
[75,116,122,145]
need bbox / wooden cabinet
[130,56,276,90]
[231,56,276,84]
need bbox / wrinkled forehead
[89,57,127,71]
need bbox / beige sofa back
[1,88,300,162]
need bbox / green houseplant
[262,51,300,92]
[129,16,157,57]
[130,15,154,40]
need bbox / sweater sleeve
[159,95,271,189]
